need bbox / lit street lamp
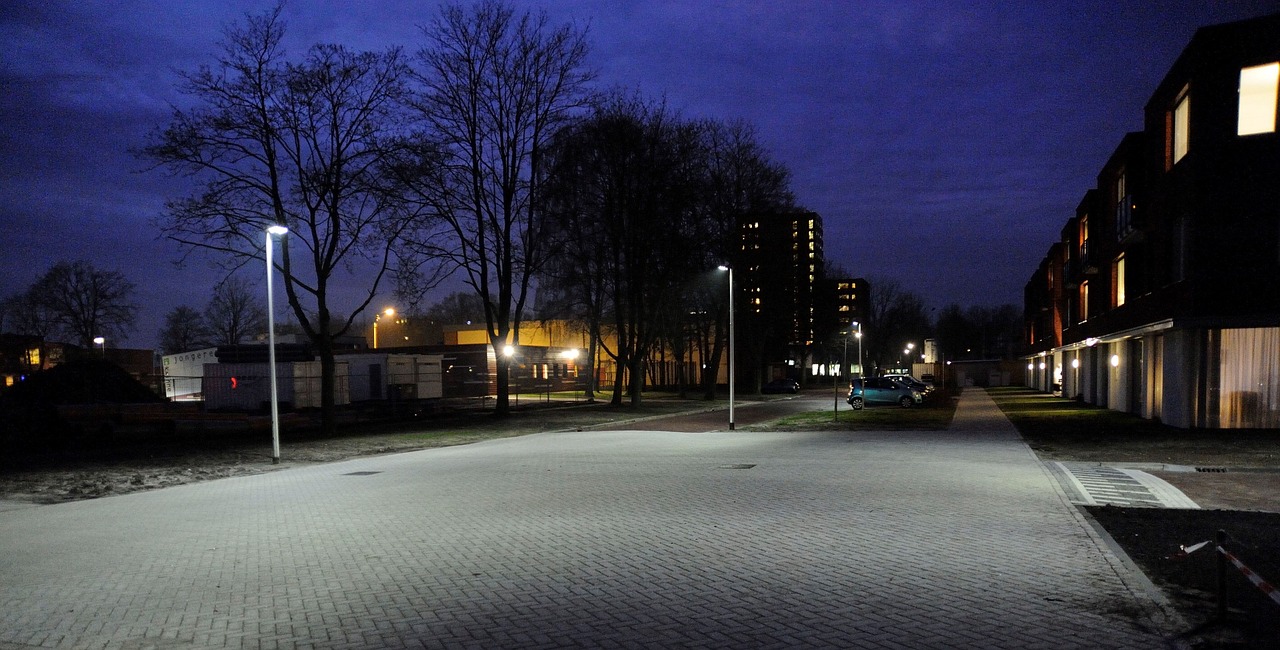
[265,224,289,465]
[854,323,864,378]
[835,321,863,420]
[93,336,105,359]
[717,265,734,430]
[373,307,395,349]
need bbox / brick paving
[0,389,1175,648]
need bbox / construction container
[203,361,349,411]
[341,353,443,402]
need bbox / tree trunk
[318,335,336,438]
[493,346,511,416]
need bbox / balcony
[1079,240,1099,274]
[1115,195,1143,243]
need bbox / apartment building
[737,209,825,378]
[1024,13,1280,428]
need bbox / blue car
[847,377,923,409]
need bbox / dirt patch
[0,399,707,504]
[1088,507,1280,649]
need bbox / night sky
[3,1,1276,349]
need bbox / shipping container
[203,361,349,411]
[161,347,218,401]
[339,353,443,402]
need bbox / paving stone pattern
[0,391,1172,649]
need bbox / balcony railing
[1115,195,1135,241]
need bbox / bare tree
[540,96,706,405]
[159,306,211,354]
[424,291,485,326]
[695,119,794,396]
[141,5,415,434]
[25,261,138,348]
[1,289,60,340]
[401,0,592,415]
[863,277,931,372]
[204,276,266,345]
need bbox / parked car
[762,378,800,394]
[883,373,932,394]
[846,377,923,409]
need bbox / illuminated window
[1173,90,1190,164]
[1079,281,1089,322]
[1113,255,1126,307]
[1238,62,1279,136]
[1079,215,1090,264]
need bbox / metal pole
[1216,529,1228,621]
[728,267,735,430]
[858,323,863,379]
[836,331,849,421]
[266,226,287,465]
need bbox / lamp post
[373,307,395,349]
[854,322,863,378]
[265,224,289,465]
[93,336,105,359]
[718,265,734,430]
[835,322,862,420]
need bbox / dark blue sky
[2,1,1276,349]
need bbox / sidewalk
[0,388,1176,649]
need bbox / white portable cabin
[161,347,219,401]
[341,353,444,401]
[203,361,350,410]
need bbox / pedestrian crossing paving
[1050,461,1200,509]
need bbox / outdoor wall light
[1110,354,1120,367]
[1071,358,1080,369]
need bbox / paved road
[0,390,1176,649]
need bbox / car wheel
[849,397,864,410]
[899,396,913,408]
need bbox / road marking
[1050,462,1200,509]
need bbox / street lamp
[373,307,395,349]
[717,265,734,430]
[835,322,862,420]
[854,323,864,378]
[93,336,105,359]
[265,224,289,465]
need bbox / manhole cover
[718,464,756,470]
[343,471,382,476]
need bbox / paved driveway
[0,390,1173,648]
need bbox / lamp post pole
[266,225,289,465]
[856,322,863,379]
[93,336,105,359]
[718,265,734,430]
[373,307,394,349]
